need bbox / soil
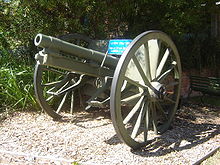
[0,103,220,165]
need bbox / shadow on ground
[54,107,112,129]
[131,118,220,157]
[106,104,220,157]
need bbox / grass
[0,51,38,114]
[0,67,36,107]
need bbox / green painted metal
[189,76,220,97]
[34,31,182,149]
[35,49,114,78]
[34,34,118,69]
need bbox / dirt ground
[0,103,220,165]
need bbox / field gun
[34,31,182,149]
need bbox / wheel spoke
[43,76,71,96]
[151,102,158,134]
[45,87,56,101]
[46,80,69,96]
[54,74,85,96]
[53,81,70,95]
[143,43,152,81]
[46,95,55,101]
[149,39,160,79]
[123,96,144,124]
[132,55,150,86]
[56,92,69,113]
[120,84,137,100]
[144,102,149,142]
[124,76,148,90]
[156,48,171,77]
[42,80,62,87]
[46,86,56,95]
[70,91,74,114]
[132,56,157,93]
[157,61,177,82]
[121,92,143,104]
[131,100,146,139]
[121,80,128,92]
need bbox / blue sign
[108,39,132,55]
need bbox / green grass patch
[0,66,36,109]
[0,52,38,113]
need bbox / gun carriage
[34,31,182,149]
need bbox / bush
[0,50,37,112]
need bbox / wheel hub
[150,82,166,99]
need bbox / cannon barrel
[34,33,119,69]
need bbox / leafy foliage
[0,53,37,112]
[0,0,212,41]
[0,0,219,111]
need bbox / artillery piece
[34,31,182,149]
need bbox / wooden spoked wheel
[34,65,81,119]
[110,31,182,149]
[34,34,92,119]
